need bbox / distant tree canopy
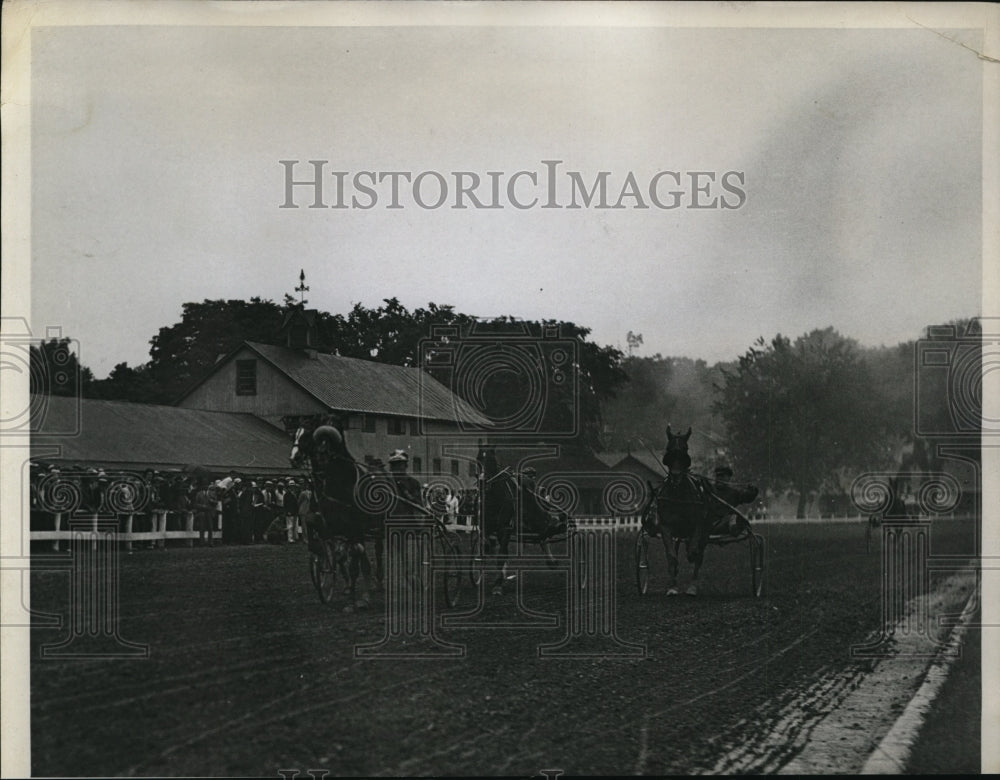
[715,328,897,517]
[77,296,627,451]
[600,355,727,459]
[28,338,94,397]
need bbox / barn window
[361,414,376,433]
[388,418,407,435]
[468,461,478,477]
[451,459,460,476]
[433,458,442,475]
[409,419,419,435]
[235,360,257,395]
[412,456,423,474]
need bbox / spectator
[444,487,459,525]
[194,481,217,546]
[222,477,241,544]
[251,481,269,543]
[283,478,300,542]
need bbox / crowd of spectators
[28,463,313,548]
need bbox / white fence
[30,509,221,550]
[30,510,964,550]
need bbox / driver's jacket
[391,473,424,515]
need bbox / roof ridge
[32,394,271,418]
[247,340,419,367]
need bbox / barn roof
[30,395,297,475]
[183,341,490,425]
[597,450,665,477]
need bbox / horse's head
[662,425,693,474]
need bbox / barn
[174,336,490,486]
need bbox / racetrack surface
[29,519,980,776]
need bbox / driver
[708,462,759,535]
[387,450,424,515]
[519,465,566,540]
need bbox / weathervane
[626,330,643,356]
[295,269,310,306]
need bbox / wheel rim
[436,533,462,608]
[750,533,764,597]
[309,553,321,589]
[469,532,485,586]
[320,540,339,603]
[635,532,649,596]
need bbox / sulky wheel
[635,529,650,596]
[749,532,765,598]
[310,538,338,604]
[468,530,486,587]
[575,535,589,591]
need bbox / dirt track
[29,519,979,777]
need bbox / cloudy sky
[25,5,986,377]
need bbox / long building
[29,395,295,476]
[32,306,491,485]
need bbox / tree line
[601,320,978,517]
[29,297,977,518]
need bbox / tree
[29,338,94,397]
[146,298,288,402]
[715,328,888,517]
[85,361,160,403]
[419,314,627,451]
[599,354,725,455]
[98,295,625,451]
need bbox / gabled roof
[30,395,296,474]
[597,450,666,477]
[244,342,490,423]
[181,341,490,425]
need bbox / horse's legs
[336,540,351,594]
[491,533,509,595]
[354,542,372,608]
[685,521,709,596]
[374,528,384,585]
[663,537,680,595]
[342,542,371,612]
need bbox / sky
[27,13,986,377]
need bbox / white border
[2,2,997,776]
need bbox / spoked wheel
[434,530,463,608]
[468,530,486,587]
[635,529,650,596]
[749,532,765,598]
[573,532,589,591]
[310,538,338,604]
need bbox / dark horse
[476,444,567,594]
[644,426,758,596]
[290,418,389,612]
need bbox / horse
[475,444,567,595]
[643,426,758,596]
[289,419,389,612]
[867,476,911,551]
